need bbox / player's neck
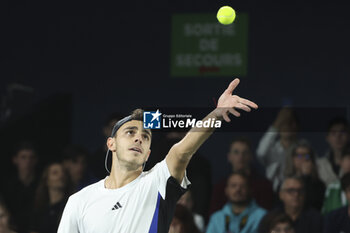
[106,167,141,189]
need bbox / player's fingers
[238,97,258,109]
[235,103,251,112]
[228,108,241,117]
[222,112,231,122]
[224,78,240,94]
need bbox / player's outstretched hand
[215,78,258,122]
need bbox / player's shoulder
[68,179,104,202]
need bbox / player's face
[225,174,249,204]
[113,120,151,169]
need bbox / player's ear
[107,137,116,152]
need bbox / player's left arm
[165,78,258,183]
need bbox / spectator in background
[322,146,350,214]
[323,172,350,233]
[317,117,350,186]
[91,113,123,179]
[0,196,17,233]
[30,162,71,233]
[3,142,39,233]
[259,212,294,233]
[169,204,201,233]
[210,137,273,215]
[62,145,97,192]
[256,107,299,191]
[206,172,266,233]
[284,140,325,211]
[177,190,205,232]
[259,177,322,233]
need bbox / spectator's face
[341,156,350,174]
[227,142,251,172]
[279,179,304,209]
[225,174,249,204]
[271,222,294,233]
[65,155,86,181]
[177,191,193,211]
[327,124,349,151]
[13,149,37,173]
[108,121,151,170]
[293,146,313,175]
[47,164,66,190]
[0,206,10,231]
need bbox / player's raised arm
[165,78,258,183]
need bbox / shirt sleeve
[57,195,79,233]
[152,159,191,200]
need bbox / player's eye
[127,130,135,135]
[143,134,150,140]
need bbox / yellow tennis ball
[217,6,236,25]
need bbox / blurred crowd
[1,108,350,233]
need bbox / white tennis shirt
[58,159,190,233]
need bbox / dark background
[1,0,349,182]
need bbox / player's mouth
[129,147,142,153]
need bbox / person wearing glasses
[259,177,322,233]
[283,140,325,211]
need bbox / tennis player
[57,78,258,233]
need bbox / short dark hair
[341,172,350,191]
[130,108,144,121]
[110,108,147,137]
[327,117,349,133]
[230,137,252,151]
[280,175,305,191]
[267,212,294,232]
[12,141,36,157]
[227,171,251,187]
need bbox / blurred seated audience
[206,172,266,233]
[210,137,273,215]
[177,190,205,232]
[259,212,295,233]
[284,140,325,211]
[317,117,350,185]
[3,142,39,233]
[169,204,201,233]
[256,107,299,191]
[0,196,17,233]
[29,162,71,233]
[323,172,350,233]
[259,176,322,233]
[62,145,97,192]
[322,145,350,214]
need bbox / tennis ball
[217,6,236,25]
